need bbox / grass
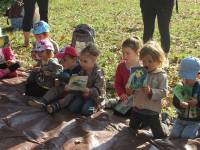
[0,0,200,117]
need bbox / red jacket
[0,47,16,63]
[114,62,131,97]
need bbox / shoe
[46,103,61,114]
[0,69,7,78]
[28,99,46,108]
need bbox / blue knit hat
[179,57,200,80]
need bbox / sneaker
[46,103,61,114]
[28,99,46,108]
[0,69,7,78]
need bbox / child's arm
[85,69,106,105]
[114,64,127,98]
[173,95,189,109]
[148,72,168,100]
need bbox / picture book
[126,67,148,90]
[67,75,88,91]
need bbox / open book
[173,83,193,101]
[67,75,88,91]
[126,67,148,90]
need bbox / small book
[114,96,133,115]
[0,35,9,48]
[173,83,193,101]
[126,67,148,90]
[67,75,88,91]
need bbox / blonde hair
[140,41,165,67]
[122,36,143,55]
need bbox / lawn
[0,0,200,116]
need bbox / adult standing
[140,0,174,58]
[22,0,49,47]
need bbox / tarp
[0,71,200,150]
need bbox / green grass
[0,0,200,117]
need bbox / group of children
[0,20,200,140]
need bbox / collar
[148,68,165,74]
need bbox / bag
[5,0,24,18]
[71,24,95,52]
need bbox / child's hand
[142,86,151,95]
[120,94,128,103]
[83,88,90,98]
[188,98,198,107]
[126,88,135,95]
[180,101,189,109]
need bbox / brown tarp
[0,71,200,150]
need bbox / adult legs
[37,0,49,22]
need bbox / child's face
[183,79,196,86]
[31,51,42,61]
[34,34,47,41]
[62,55,77,69]
[122,47,138,64]
[141,54,160,72]
[41,50,51,61]
[80,54,96,72]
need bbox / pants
[23,0,49,32]
[140,0,174,53]
[170,118,200,139]
[25,71,48,97]
[43,86,65,103]
[129,110,166,138]
[0,62,20,72]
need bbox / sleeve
[173,95,182,109]
[90,69,106,104]
[114,64,126,97]
[3,47,16,61]
[151,72,168,101]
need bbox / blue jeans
[68,97,96,116]
[170,118,200,139]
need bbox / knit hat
[179,57,200,80]
[32,39,54,52]
[32,21,50,35]
[56,47,79,59]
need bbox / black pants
[140,0,174,53]
[23,0,49,32]
[25,71,48,97]
[0,62,20,72]
[129,110,166,139]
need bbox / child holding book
[129,41,168,138]
[114,37,142,114]
[46,44,106,116]
[26,40,63,98]
[170,57,200,139]
[27,46,81,108]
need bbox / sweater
[173,81,200,121]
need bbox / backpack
[71,24,95,52]
[4,0,24,18]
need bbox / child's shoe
[46,103,61,114]
[28,98,46,108]
[0,69,7,78]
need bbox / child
[46,44,106,116]
[170,57,200,139]
[26,40,63,98]
[129,41,168,139]
[114,37,142,114]
[28,46,81,108]
[32,21,59,53]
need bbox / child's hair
[122,36,143,55]
[80,43,100,57]
[140,41,165,66]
